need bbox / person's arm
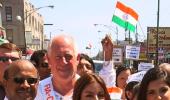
[99,34,116,87]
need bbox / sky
[29,0,170,57]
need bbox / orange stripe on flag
[107,87,122,93]
[116,1,138,21]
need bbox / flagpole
[156,0,160,67]
[129,30,131,44]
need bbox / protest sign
[125,45,140,60]
[138,62,154,71]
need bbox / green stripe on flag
[112,15,135,32]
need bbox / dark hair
[79,53,95,72]
[4,68,9,80]
[132,83,140,100]
[125,81,139,100]
[0,43,21,58]
[116,66,132,87]
[73,73,111,100]
[137,68,170,100]
[30,50,47,67]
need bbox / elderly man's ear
[77,53,81,61]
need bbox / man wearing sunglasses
[0,43,21,100]
[35,34,80,100]
[3,60,39,100]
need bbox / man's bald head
[48,34,78,57]
[4,60,39,80]
[159,63,170,74]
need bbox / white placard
[138,62,154,71]
[125,45,140,60]
[112,48,123,63]
[126,71,147,83]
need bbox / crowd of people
[0,34,170,100]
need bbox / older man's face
[0,48,20,83]
[48,37,78,79]
[4,63,39,100]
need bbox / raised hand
[101,34,114,61]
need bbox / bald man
[159,63,170,73]
[35,34,80,100]
[3,60,39,100]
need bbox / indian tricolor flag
[112,1,139,32]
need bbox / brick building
[1,0,44,53]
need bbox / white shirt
[99,61,122,100]
[99,61,116,88]
[35,74,80,100]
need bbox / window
[5,6,12,21]
[6,29,13,42]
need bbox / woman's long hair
[73,73,111,100]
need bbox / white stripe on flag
[114,8,138,26]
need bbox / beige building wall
[24,0,44,51]
[0,2,6,38]
[1,0,44,53]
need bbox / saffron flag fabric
[112,1,139,32]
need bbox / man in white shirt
[99,34,122,99]
[35,34,79,100]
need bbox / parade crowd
[0,34,170,100]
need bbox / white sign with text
[138,62,154,71]
[127,71,147,83]
[112,48,123,63]
[125,45,140,60]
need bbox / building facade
[1,0,44,53]
[0,2,6,39]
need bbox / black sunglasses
[0,57,19,62]
[13,77,38,84]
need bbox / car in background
[93,60,104,74]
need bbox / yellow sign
[139,53,147,60]
[147,27,170,53]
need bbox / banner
[112,48,123,64]
[138,62,154,71]
[126,71,146,83]
[147,27,170,53]
[125,45,140,60]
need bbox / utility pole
[156,0,160,67]
[135,25,138,43]
[129,30,131,44]
[116,27,118,45]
